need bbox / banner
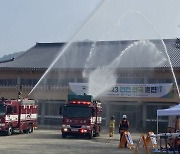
[69,83,173,98]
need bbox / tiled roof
[0,42,65,69]
[0,39,179,70]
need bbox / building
[0,39,180,131]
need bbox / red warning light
[70,101,91,105]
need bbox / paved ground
[0,129,156,154]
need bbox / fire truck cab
[60,94,102,139]
[0,97,38,135]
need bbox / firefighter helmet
[122,115,127,119]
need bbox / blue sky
[0,0,180,56]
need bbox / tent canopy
[157,104,180,116]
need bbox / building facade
[0,39,180,132]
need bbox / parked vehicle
[0,97,38,135]
[60,94,102,139]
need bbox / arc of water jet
[117,10,180,100]
[83,41,97,78]
[136,11,180,100]
[28,0,106,97]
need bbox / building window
[177,78,180,85]
[78,78,88,83]
[21,79,32,85]
[0,79,7,85]
[8,79,17,85]
[32,79,38,85]
[165,79,172,83]
[117,78,144,84]
[0,79,17,86]
[158,78,172,83]
[45,102,64,116]
[148,78,157,83]
[21,79,38,86]
[148,78,172,84]
[47,78,74,86]
[47,79,58,85]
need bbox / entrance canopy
[157,104,180,116]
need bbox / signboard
[106,83,173,98]
[146,132,157,148]
[69,83,173,98]
[119,131,134,149]
[134,132,157,154]
[125,132,134,147]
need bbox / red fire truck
[60,94,102,139]
[0,97,38,135]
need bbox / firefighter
[119,115,129,146]
[109,116,115,137]
[18,91,22,99]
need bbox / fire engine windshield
[63,106,92,118]
[0,104,6,116]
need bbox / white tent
[156,104,180,133]
[157,104,180,116]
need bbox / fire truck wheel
[62,133,66,138]
[23,129,29,134]
[7,126,13,136]
[28,124,33,133]
[88,131,93,139]
[94,132,100,137]
[96,132,100,137]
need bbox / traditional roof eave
[0,67,46,72]
[0,66,179,72]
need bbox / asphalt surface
[0,129,156,154]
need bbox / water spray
[28,0,106,97]
[117,10,180,100]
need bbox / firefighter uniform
[119,115,129,147]
[109,116,115,137]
